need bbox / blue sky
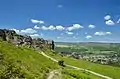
[0,0,120,42]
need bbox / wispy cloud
[57,5,63,8]
[85,32,88,34]
[57,37,61,39]
[73,36,78,39]
[31,19,44,24]
[94,31,112,36]
[117,18,120,23]
[66,31,74,35]
[85,35,92,39]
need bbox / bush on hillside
[58,60,65,67]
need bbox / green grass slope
[0,41,59,79]
[0,41,105,79]
[44,50,120,79]
[62,67,103,79]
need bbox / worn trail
[40,52,112,79]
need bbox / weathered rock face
[13,35,24,46]
[4,29,16,42]
[0,29,6,41]
[0,29,55,50]
[23,35,32,48]
[32,38,43,50]
[47,40,55,50]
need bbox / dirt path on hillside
[40,52,112,79]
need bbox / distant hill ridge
[0,29,54,50]
[55,42,120,46]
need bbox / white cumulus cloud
[94,31,112,36]
[41,26,49,30]
[67,24,83,31]
[105,20,115,25]
[31,19,44,24]
[21,28,37,34]
[85,35,92,39]
[48,25,56,30]
[104,15,111,20]
[34,25,40,29]
[11,28,37,35]
[35,25,64,31]
[88,24,96,29]
[56,25,65,30]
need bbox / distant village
[59,51,120,66]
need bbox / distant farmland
[55,42,120,54]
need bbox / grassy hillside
[0,41,104,79]
[62,67,103,79]
[0,41,59,79]
[44,50,120,79]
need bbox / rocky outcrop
[47,40,55,50]
[23,35,32,48]
[0,29,55,50]
[0,29,6,41]
[4,29,16,42]
[32,38,44,50]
